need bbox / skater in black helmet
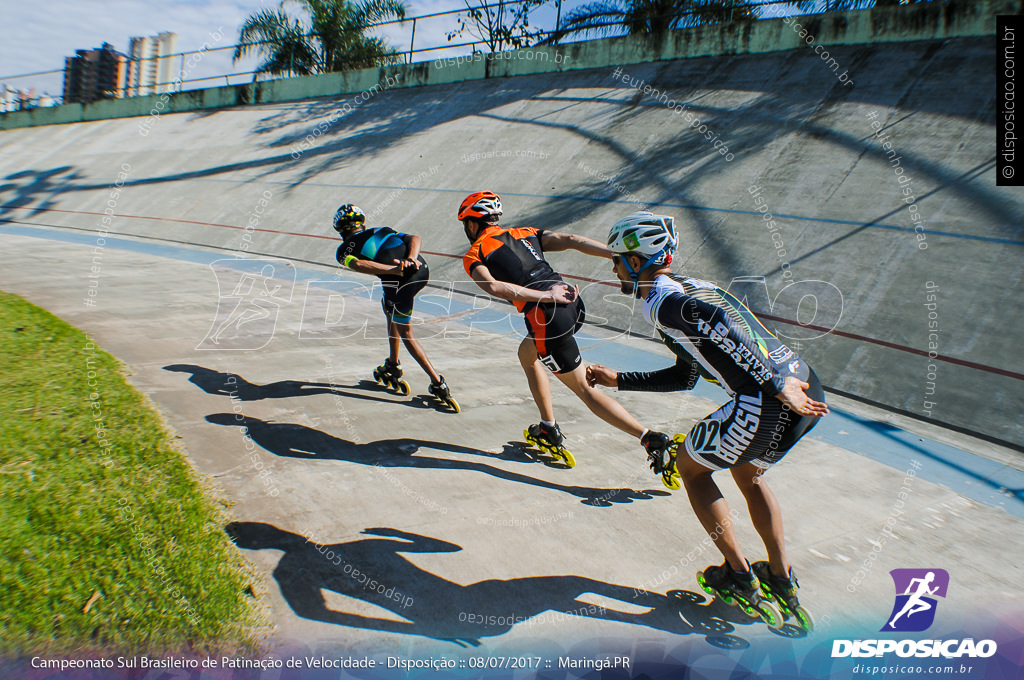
[588,211,830,630]
[332,204,459,412]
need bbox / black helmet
[333,204,366,235]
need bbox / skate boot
[642,430,680,490]
[524,422,576,468]
[373,358,410,395]
[428,376,461,413]
[697,561,783,629]
[752,561,813,632]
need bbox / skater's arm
[618,362,701,392]
[589,359,700,392]
[591,329,703,391]
[343,257,403,276]
[470,266,577,304]
[541,231,613,258]
[400,234,422,272]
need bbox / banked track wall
[0,2,1020,447]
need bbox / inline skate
[373,357,410,395]
[752,561,813,632]
[428,375,461,413]
[696,562,783,628]
[524,422,576,467]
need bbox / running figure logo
[881,568,950,632]
[198,259,295,350]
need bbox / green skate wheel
[397,380,411,396]
[793,606,814,632]
[720,593,735,605]
[758,601,784,629]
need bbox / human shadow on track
[206,413,666,506]
[226,523,769,648]
[164,364,431,408]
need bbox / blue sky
[0,0,572,97]
[0,0,803,99]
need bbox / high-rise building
[0,84,31,112]
[63,43,127,104]
[0,85,56,111]
[126,32,178,96]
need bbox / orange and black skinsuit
[463,225,585,374]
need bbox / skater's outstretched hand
[776,376,830,417]
[586,364,618,388]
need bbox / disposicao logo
[831,568,997,659]
[882,568,949,632]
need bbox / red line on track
[7,205,1021,382]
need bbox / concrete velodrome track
[1,12,1023,677]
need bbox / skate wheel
[555,448,576,468]
[758,602,784,629]
[446,397,461,413]
[793,605,814,632]
[397,380,411,396]
[661,471,681,491]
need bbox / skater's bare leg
[677,455,748,572]
[518,338,555,422]
[393,320,440,383]
[732,462,790,578]
[386,318,402,365]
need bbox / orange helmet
[458,191,502,221]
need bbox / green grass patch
[0,291,261,657]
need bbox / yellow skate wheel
[446,397,461,413]
[556,448,576,468]
[661,471,681,491]
[397,380,411,396]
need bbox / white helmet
[607,212,677,258]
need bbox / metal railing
[0,0,894,110]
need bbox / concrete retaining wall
[0,0,1011,130]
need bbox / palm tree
[806,0,938,11]
[233,0,408,78]
[545,0,758,43]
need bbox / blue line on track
[4,223,1022,519]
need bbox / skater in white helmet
[588,211,829,630]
